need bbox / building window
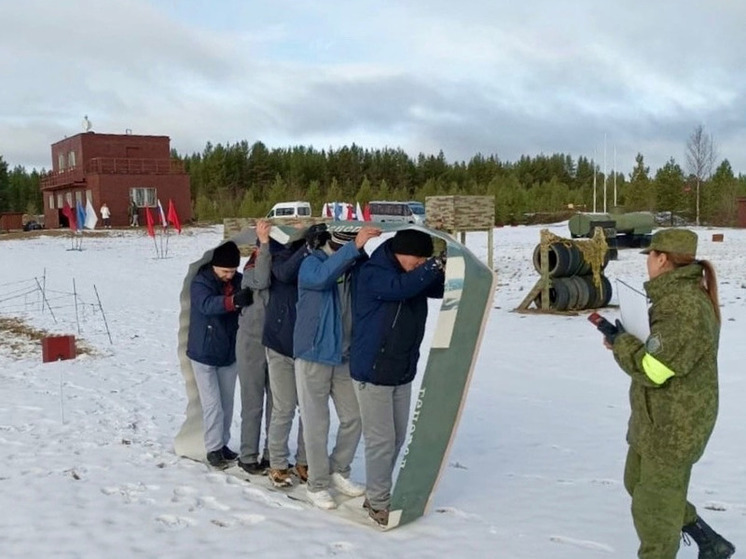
[58,153,66,171]
[57,194,64,209]
[86,190,92,203]
[130,187,157,207]
[65,192,73,206]
[68,151,76,168]
[49,195,54,210]
[75,191,83,204]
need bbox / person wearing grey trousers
[262,239,310,487]
[293,224,382,509]
[236,220,273,473]
[350,230,445,526]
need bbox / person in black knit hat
[350,228,445,526]
[187,240,254,469]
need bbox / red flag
[345,204,354,220]
[167,199,182,233]
[363,203,372,222]
[145,206,156,238]
[62,201,77,230]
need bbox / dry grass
[0,316,96,358]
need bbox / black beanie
[390,230,433,257]
[211,241,240,268]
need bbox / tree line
[2,134,746,226]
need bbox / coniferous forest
[2,139,746,226]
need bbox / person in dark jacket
[600,229,734,559]
[263,238,310,487]
[294,223,381,510]
[350,229,444,526]
[187,241,253,469]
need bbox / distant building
[40,132,192,228]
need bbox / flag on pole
[75,201,86,232]
[356,202,363,221]
[84,199,98,229]
[333,202,342,220]
[167,199,182,233]
[62,201,77,230]
[345,203,354,220]
[145,206,156,238]
[363,203,372,221]
[157,199,168,228]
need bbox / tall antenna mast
[592,149,597,213]
[603,134,607,213]
[613,145,617,208]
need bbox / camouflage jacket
[612,263,720,465]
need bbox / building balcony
[40,157,186,190]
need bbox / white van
[266,201,312,218]
[368,201,425,224]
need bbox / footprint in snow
[328,541,356,554]
[198,495,231,511]
[155,514,197,529]
[549,535,614,553]
[233,513,266,525]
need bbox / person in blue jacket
[187,241,253,469]
[294,223,381,509]
[351,229,445,526]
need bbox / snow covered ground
[0,223,743,558]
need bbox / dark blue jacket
[187,265,242,366]
[350,240,444,386]
[262,240,308,358]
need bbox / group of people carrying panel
[186,220,737,556]
[186,220,445,527]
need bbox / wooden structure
[0,212,24,232]
[425,195,495,269]
[39,132,192,228]
[516,227,608,313]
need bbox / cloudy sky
[2,0,745,176]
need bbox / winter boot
[237,459,268,475]
[221,446,238,461]
[206,450,228,470]
[682,516,735,559]
[292,463,309,483]
[268,468,293,488]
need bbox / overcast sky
[2,0,745,176]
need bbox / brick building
[40,132,191,228]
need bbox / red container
[42,335,76,362]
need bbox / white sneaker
[306,488,337,510]
[330,472,365,497]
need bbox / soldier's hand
[354,226,382,249]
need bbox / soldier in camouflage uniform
[599,229,735,559]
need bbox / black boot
[682,516,735,559]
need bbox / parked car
[23,220,43,231]
[368,201,425,224]
[266,201,312,218]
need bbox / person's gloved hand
[304,223,331,251]
[596,317,625,345]
[233,287,253,309]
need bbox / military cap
[640,228,697,256]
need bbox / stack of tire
[532,241,612,311]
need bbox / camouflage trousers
[624,446,699,559]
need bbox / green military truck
[569,211,654,249]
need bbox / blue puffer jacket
[187,265,242,366]
[262,240,309,358]
[351,240,444,386]
[293,240,367,365]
